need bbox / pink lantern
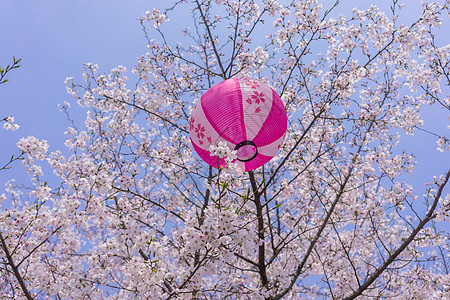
[189,78,287,172]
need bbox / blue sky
[0,1,448,198]
[1,1,154,187]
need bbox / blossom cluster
[209,141,237,161]
[16,136,49,160]
[141,8,169,28]
[2,116,19,131]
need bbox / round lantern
[189,78,287,172]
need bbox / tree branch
[0,232,33,300]
[343,168,450,300]
[195,0,227,79]
[249,170,269,287]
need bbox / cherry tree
[1,0,450,298]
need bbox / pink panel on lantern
[258,133,286,157]
[240,78,273,141]
[244,152,273,171]
[190,98,227,151]
[252,89,287,147]
[201,79,246,145]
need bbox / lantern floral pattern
[189,78,287,172]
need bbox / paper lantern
[189,78,287,172]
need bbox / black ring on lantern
[234,140,258,162]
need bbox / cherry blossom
[2,116,20,131]
[17,136,49,161]
[209,141,237,162]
